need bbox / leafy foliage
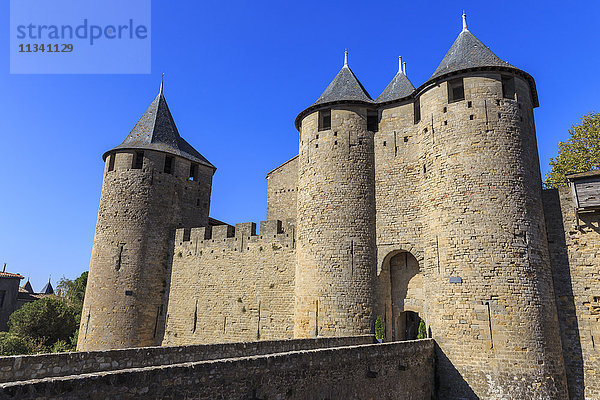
[417,319,427,340]
[0,332,44,356]
[2,270,88,355]
[8,296,79,348]
[545,111,600,188]
[56,271,88,311]
[375,315,384,340]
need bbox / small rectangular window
[132,152,144,169]
[164,156,174,174]
[107,154,115,172]
[189,163,198,181]
[448,78,465,103]
[367,110,379,132]
[318,110,331,131]
[0,291,5,308]
[502,75,515,99]
[414,98,421,124]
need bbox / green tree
[417,319,427,340]
[8,296,79,348]
[56,271,88,311]
[546,111,600,188]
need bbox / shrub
[0,333,34,356]
[375,316,384,340]
[8,296,79,348]
[417,319,427,339]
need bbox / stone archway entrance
[380,251,424,341]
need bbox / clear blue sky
[1,0,599,291]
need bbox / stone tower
[77,83,215,351]
[411,15,568,398]
[294,52,377,337]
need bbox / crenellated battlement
[174,219,296,254]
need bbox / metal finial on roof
[462,11,468,31]
[160,71,164,95]
[344,50,348,67]
[403,62,407,76]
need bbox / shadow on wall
[543,189,584,400]
[435,342,479,400]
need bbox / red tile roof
[0,272,24,279]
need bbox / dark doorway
[404,311,420,340]
[394,310,421,341]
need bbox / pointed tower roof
[376,57,415,102]
[425,12,538,107]
[312,51,373,106]
[296,51,374,130]
[41,279,54,295]
[103,81,215,169]
[429,12,512,81]
[22,280,33,293]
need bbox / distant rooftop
[0,272,24,279]
[566,170,600,180]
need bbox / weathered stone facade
[544,181,600,400]
[0,339,434,400]
[78,149,214,351]
[266,155,298,221]
[164,220,296,345]
[78,15,600,399]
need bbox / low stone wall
[0,336,372,384]
[0,339,434,400]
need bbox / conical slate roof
[41,280,54,295]
[429,18,512,81]
[312,53,372,106]
[376,63,415,102]
[104,85,215,169]
[22,280,33,293]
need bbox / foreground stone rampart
[0,339,434,400]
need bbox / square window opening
[502,75,515,99]
[318,110,331,131]
[164,156,174,174]
[367,110,379,132]
[448,78,465,103]
[132,152,144,169]
[414,98,421,124]
[189,163,198,181]
[108,154,115,172]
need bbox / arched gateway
[378,251,424,341]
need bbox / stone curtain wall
[414,73,567,398]
[0,339,434,400]
[266,155,298,221]
[544,187,600,400]
[163,220,296,345]
[0,336,371,384]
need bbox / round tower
[414,14,567,398]
[294,52,377,337]
[77,83,215,351]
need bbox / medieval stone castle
[66,14,599,400]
